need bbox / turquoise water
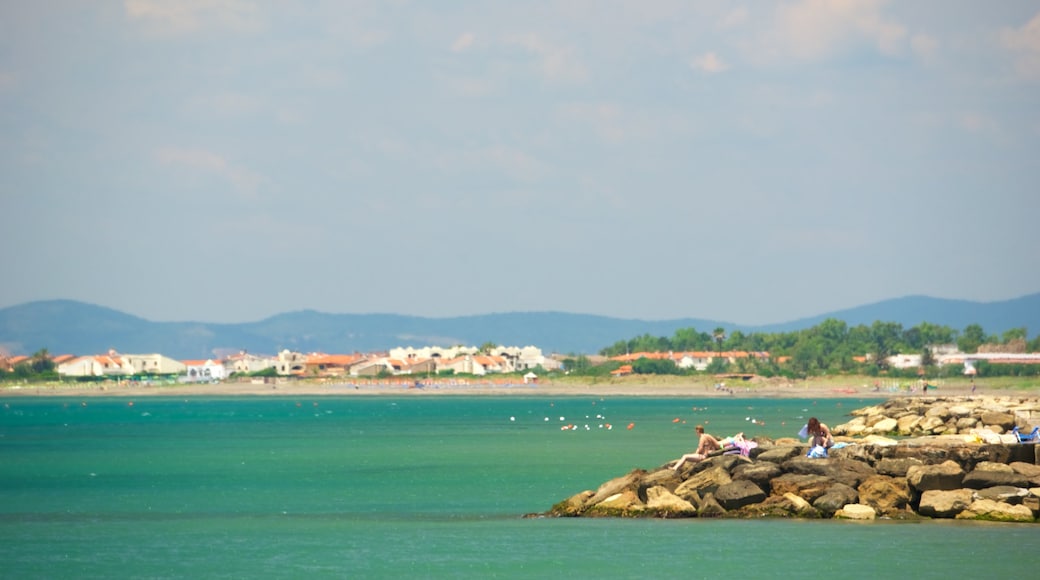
[1,396,1036,578]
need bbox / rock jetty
[541,396,1040,523]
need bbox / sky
[1,1,1038,326]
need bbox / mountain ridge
[1,294,1037,359]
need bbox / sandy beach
[4,375,1036,399]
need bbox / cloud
[186,91,265,118]
[1001,11,1040,79]
[766,0,908,62]
[911,33,939,64]
[452,32,476,53]
[718,7,749,29]
[434,145,546,182]
[124,0,263,35]
[690,51,730,73]
[504,33,588,83]
[155,147,264,198]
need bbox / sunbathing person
[671,425,720,471]
[806,417,834,449]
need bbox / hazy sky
[2,1,1038,325]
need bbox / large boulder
[871,418,898,435]
[896,415,922,436]
[550,490,594,516]
[974,485,1029,504]
[1010,462,1040,487]
[585,489,645,517]
[907,461,965,492]
[739,494,819,518]
[587,469,646,506]
[858,475,911,514]
[782,457,877,488]
[697,493,726,517]
[731,461,782,492]
[962,462,1032,489]
[956,499,1035,523]
[876,457,923,478]
[835,504,876,520]
[755,446,803,463]
[714,480,767,511]
[675,466,731,498]
[918,489,973,518]
[980,412,1016,431]
[812,482,859,516]
[644,485,696,517]
[770,473,834,503]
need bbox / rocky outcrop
[833,396,1040,439]
[541,397,1040,524]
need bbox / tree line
[567,320,1039,379]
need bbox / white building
[182,359,229,382]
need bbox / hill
[0,294,1037,359]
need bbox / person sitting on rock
[671,425,720,471]
[807,417,834,449]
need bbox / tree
[1002,327,1027,343]
[479,341,498,354]
[870,321,903,370]
[958,324,987,354]
[713,327,726,353]
[30,348,55,374]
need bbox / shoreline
[3,376,1036,399]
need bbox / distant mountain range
[1,294,1037,359]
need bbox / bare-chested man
[671,425,719,471]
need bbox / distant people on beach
[806,417,834,449]
[670,425,719,471]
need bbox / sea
[1,394,1036,578]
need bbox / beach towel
[807,445,828,458]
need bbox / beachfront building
[57,353,135,377]
[224,352,276,375]
[610,351,771,372]
[488,346,563,372]
[389,345,479,361]
[123,353,187,375]
[302,353,364,377]
[436,355,496,376]
[276,350,306,376]
[182,359,228,382]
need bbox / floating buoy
[672,417,681,423]
[627,422,635,430]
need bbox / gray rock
[715,480,767,510]
[732,461,782,492]
[675,466,731,498]
[907,460,964,492]
[812,482,859,516]
[962,468,1031,489]
[877,457,923,477]
[587,469,647,506]
[781,457,877,488]
[698,493,726,517]
[974,485,1028,504]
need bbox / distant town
[3,342,1040,385]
